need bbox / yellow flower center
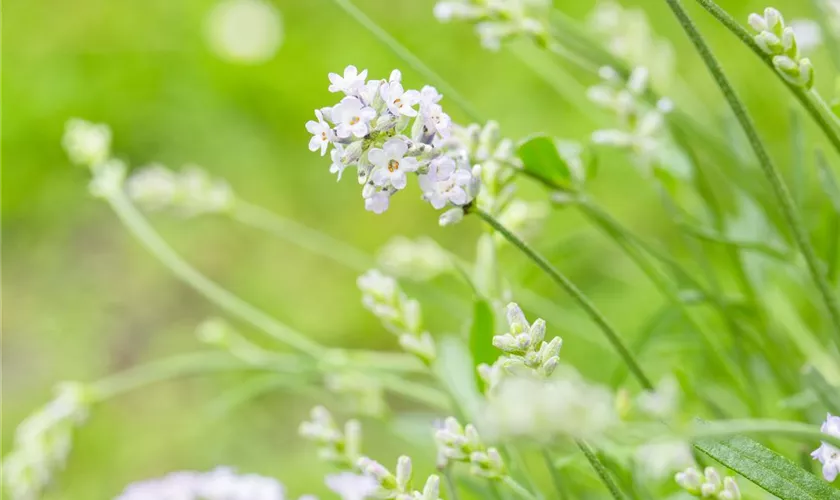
[388,159,400,172]
[350,116,360,125]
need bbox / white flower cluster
[811,413,840,481]
[114,467,285,500]
[634,441,695,480]
[588,0,675,88]
[434,417,506,479]
[3,382,90,500]
[377,237,454,282]
[675,466,741,499]
[307,66,480,222]
[357,456,441,500]
[433,0,551,50]
[357,270,436,363]
[635,375,680,419]
[748,7,815,89]
[299,406,363,468]
[481,375,618,442]
[63,118,112,168]
[588,67,673,166]
[477,303,562,391]
[325,472,379,500]
[126,164,235,217]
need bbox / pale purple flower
[381,82,420,117]
[329,65,368,95]
[306,110,333,156]
[364,190,391,214]
[369,138,418,190]
[329,145,346,181]
[812,413,840,482]
[325,473,378,500]
[332,97,376,139]
[419,157,471,209]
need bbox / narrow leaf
[803,365,840,414]
[434,336,482,421]
[696,435,840,499]
[469,299,497,369]
[817,150,840,214]
[517,135,574,189]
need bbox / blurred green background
[3,0,837,497]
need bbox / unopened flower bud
[439,207,464,226]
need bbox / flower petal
[368,148,386,167]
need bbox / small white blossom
[307,109,334,155]
[812,413,840,482]
[62,118,112,167]
[114,467,285,500]
[333,97,377,139]
[381,81,420,117]
[369,138,419,190]
[419,157,472,209]
[433,0,551,49]
[329,65,369,95]
[434,417,506,479]
[330,145,347,181]
[326,473,378,500]
[364,190,391,214]
[299,407,362,467]
[438,207,465,226]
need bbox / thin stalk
[91,351,287,400]
[105,191,324,356]
[575,440,626,500]
[443,467,461,500]
[541,448,570,499]
[662,0,840,341]
[232,201,373,271]
[689,0,840,155]
[474,208,653,389]
[502,476,540,500]
[330,0,482,122]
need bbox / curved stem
[104,190,324,357]
[575,440,626,500]
[474,208,653,389]
[689,0,840,156]
[502,476,540,500]
[330,0,482,123]
[232,201,373,272]
[662,0,840,341]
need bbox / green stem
[91,351,297,400]
[105,190,324,357]
[541,448,569,499]
[689,0,840,156]
[232,201,373,272]
[443,467,461,500]
[663,0,840,341]
[502,476,540,500]
[330,0,482,123]
[575,440,626,500]
[474,208,653,389]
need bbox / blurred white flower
[377,236,453,281]
[3,383,91,500]
[329,65,369,95]
[326,473,378,500]
[790,19,822,52]
[635,440,694,479]
[206,0,283,64]
[63,118,111,168]
[433,0,551,50]
[812,413,840,482]
[636,375,680,419]
[126,165,235,216]
[481,374,617,441]
[115,467,285,500]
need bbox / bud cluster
[126,164,235,217]
[675,467,741,499]
[357,270,436,363]
[357,456,442,500]
[748,7,815,89]
[307,66,480,222]
[3,382,91,500]
[477,303,562,391]
[433,0,551,50]
[588,66,674,170]
[434,417,506,479]
[298,406,363,468]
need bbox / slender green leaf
[817,150,840,283]
[517,135,575,189]
[469,299,497,369]
[434,336,483,421]
[817,151,840,214]
[803,365,840,414]
[696,435,840,500]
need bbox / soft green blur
[3,0,836,497]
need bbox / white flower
[369,138,418,190]
[325,473,378,500]
[364,189,391,214]
[333,97,376,139]
[63,118,112,167]
[125,164,178,210]
[419,157,472,209]
[330,145,347,181]
[114,467,285,500]
[635,441,694,479]
[306,109,333,155]
[329,65,368,95]
[205,0,283,64]
[381,81,420,117]
[812,413,840,482]
[636,376,680,419]
[790,19,822,52]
